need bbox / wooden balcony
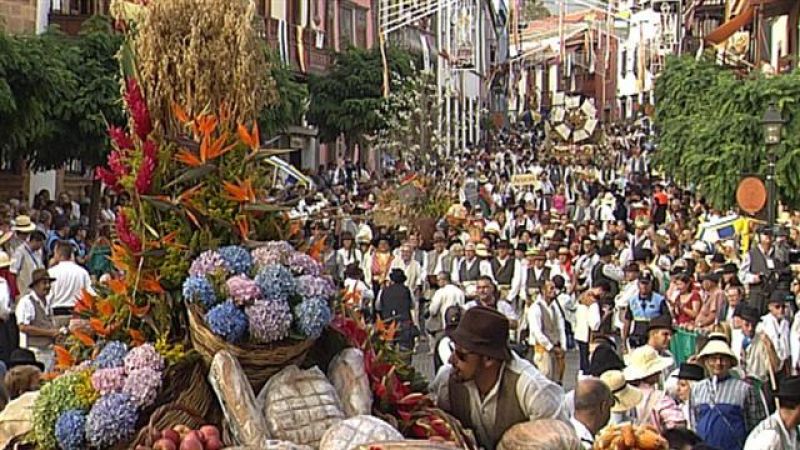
[48,0,110,36]
[257,17,333,77]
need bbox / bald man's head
[573,379,613,434]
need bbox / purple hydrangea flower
[288,252,323,276]
[218,245,252,275]
[245,298,292,344]
[255,265,296,302]
[293,296,332,339]
[295,275,336,300]
[91,367,126,395]
[226,274,262,307]
[205,300,249,343]
[85,393,138,448]
[55,409,87,450]
[124,343,165,373]
[182,275,218,308]
[122,368,162,408]
[189,250,230,277]
[94,341,128,369]
[251,241,294,268]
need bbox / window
[355,9,367,48]
[339,4,354,49]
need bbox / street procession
[2,0,800,449]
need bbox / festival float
[11,1,476,449]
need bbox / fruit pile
[593,423,668,450]
[139,425,223,450]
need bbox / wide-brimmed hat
[675,363,705,381]
[0,251,11,269]
[587,344,624,376]
[7,348,45,372]
[28,268,55,288]
[601,370,644,413]
[475,243,491,258]
[484,223,501,235]
[464,242,477,252]
[775,376,800,402]
[389,268,407,284]
[624,346,674,381]
[356,228,372,245]
[0,231,12,246]
[450,305,511,361]
[768,290,789,305]
[647,314,673,334]
[697,333,738,366]
[11,215,36,233]
[708,253,726,264]
[734,304,760,325]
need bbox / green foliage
[0,17,124,170]
[522,0,552,21]
[653,56,800,210]
[258,50,308,138]
[307,46,416,144]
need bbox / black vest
[491,258,515,285]
[591,262,619,298]
[459,259,481,282]
[526,266,550,290]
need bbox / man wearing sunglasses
[431,305,567,449]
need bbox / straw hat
[601,370,644,413]
[0,231,11,247]
[697,333,738,366]
[624,346,674,381]
[0,251,11,269]
[11,215,35,233]
[484,222,501,235]
[475,243,490,258]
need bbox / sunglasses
[449,341,474,361]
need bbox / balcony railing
[49,0,110,35]
[258,17,333,76]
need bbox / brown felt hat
[29,268,55,288]
[450,305,512,361]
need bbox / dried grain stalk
[131,0,277,136]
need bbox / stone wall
[0,0,37,34]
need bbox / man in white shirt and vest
[527,280,566,383]
[452,242,481,297]
[432,305,567,449]
[48,241,96,329]
[16,269,66,372]
[744,375,800,449]
[488,240,522,304]
[757,291,791,373]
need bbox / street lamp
[761,102,785,228]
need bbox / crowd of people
[2,120,800,449]
[295,122,800,449]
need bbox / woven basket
[186,304,315,392]
[127,403,207,449]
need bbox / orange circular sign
[736,176,767,215]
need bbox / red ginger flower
[135,140,157,194]
[95,167,122,193]
[116,210,142,253]
[108,126,134,151]
[124,78,152,139]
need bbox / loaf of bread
[327,348,373,417]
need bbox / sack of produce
[319,415,402,450]
[327,348,372,417]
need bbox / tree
[307,45,416,154]
[258,50,309,139]
[522,0,552,22]
[653,55,800,210]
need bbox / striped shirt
[692,376,767,436]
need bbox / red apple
[162,429,180,445]
[153,438,177,450]
[178,436,203,450]
[183,430,204,444]
[172,425,191,439]
[199,425,220,442]
[204,438,223,450]
[135,446,152,450]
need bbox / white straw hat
[624,346,674,381]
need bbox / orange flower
[72,329,96,347]
[171,102,189,124]
[237,123,260,152]
[96,300,115,318]
[74,289,95,315]
[90,318,116,337]
[107,278,127,296]
[128,301,150,318]
[54,345,74,369]
[236,217,250,239]
[111,244,132,272]
[129,329,146,346]
[175,148,203,167]
[193,114,218,137]
[222,178,256,203]
[202,132,236,161]
[138,274,164,294]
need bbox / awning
[704,5,754,44]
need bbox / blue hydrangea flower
[218,245,252,275]
[55,409,87,450]
[85,393,138,448]
[94,341,128,369]
[182,275,218,308]
[293,296,332,339]
[246,298,292,344]
[188,250,230,277]
[288,252,323,276]
[295,275,336,300]
[205,300,249,343]
[255,265,296,302]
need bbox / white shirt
[429,284,465,324]
[432,354,568,446]
[47,261,96,309]
[791,313,800,374]
[570,417,595,450]
[0,278,11,321]
[574,302,601,343]
[390,258,424,292]
[744,411,799,450]
[15,291,50,326]
[464,299,519,324]
[757,314,791,365]
[527,298,562,351]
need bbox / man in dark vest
[520,247,550,304]
[591,245,622,301]
[432,306,567,449]
[740,227,785,315]
[489,240,521,304]
[453,242,482,297]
